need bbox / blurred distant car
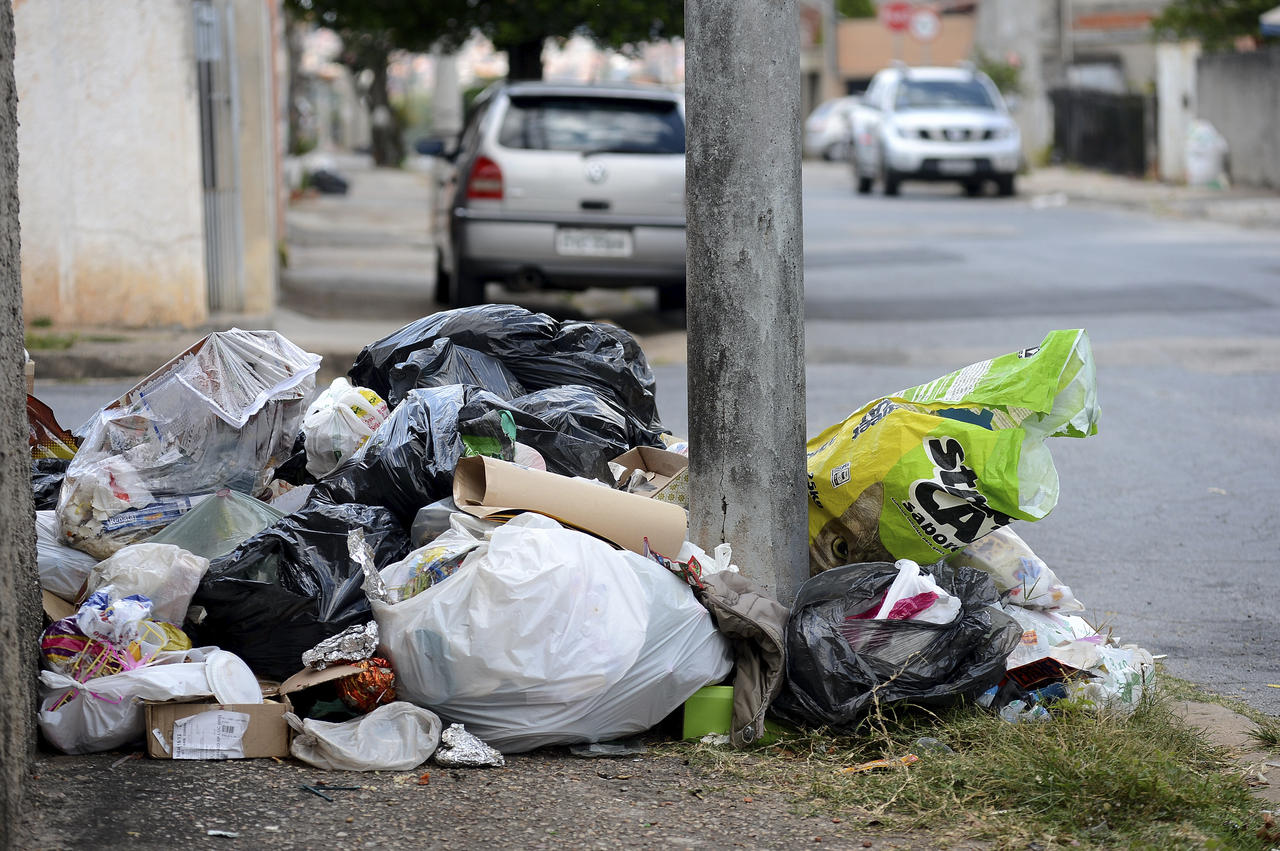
[849,65,1021,196]
[419,81,687,310]
[803,96,861,160]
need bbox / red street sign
[879,1,914,32]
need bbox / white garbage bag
[286,702,443,771]
[38,652,216,754]
[950,526,1084,612]
[36,510,100,601]
[301,378,391,478]
[372,513,732,752]
[84,542,210,625]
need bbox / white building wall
[1155,41,1199,183]
[16,0,208,328]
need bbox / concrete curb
[31,341,363,385]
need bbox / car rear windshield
[894,79,995,111]
[498,96,685,154]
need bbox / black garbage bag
[32,458,70,511]
[312,384,624,523]
[387,337,526,406]
[269,431,316,488]
[191,501,409,679]
[771,560,1020,731]
[347,304,665,445]
[508,385,631,471]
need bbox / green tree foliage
[1151,0,1276,50]
[288,0,684,162]
[837,0,877,18]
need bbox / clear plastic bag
[57,330,319,558]
[949,526,1083,611]
[286,702,442,771]
[149,489,284,562]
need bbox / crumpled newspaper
[432,723,505,767]
[302,621,379,670]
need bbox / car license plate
[555,228,633,258]
[938,159,976,175]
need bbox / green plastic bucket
[682,685,734,740]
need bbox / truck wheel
[963,179,982,197]
[856,173,873,195]
[996,174,1016,197]
[883,169,901,197]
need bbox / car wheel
[434,249,452,305]
[657,284,686,312]
[996,174,1016,197]
[883,169,901,197]
[856,173,873,195]
[963,179,982,197]
[451,264,486,307]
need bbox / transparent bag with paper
[361,514,732,752]
[57,330,319,558]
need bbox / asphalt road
[37,161,1280,716]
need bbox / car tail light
[466,156,503,200]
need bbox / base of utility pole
[685,0,809,605]
[0,2,41,848]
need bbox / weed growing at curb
[662,685,1269,849]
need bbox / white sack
[373,513,732,752]
[36,510,100,601]
[85,543,210,625]
[287,702,442,771]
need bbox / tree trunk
[505,37,546,81]
[366,47,404,167]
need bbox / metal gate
[194,0,246,312]
[1050,88,1152,177]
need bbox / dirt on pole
[0,2,40,849]
[685,0,809,604]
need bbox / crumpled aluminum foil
[432,723,505,767]
[352,529,391,604]
[301,621,379,670]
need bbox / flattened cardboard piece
[145,698,293,760]
[611,447,690,508]
[42,590,76,623]
[453,455,687,556]
[275,664,363,696]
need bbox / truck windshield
[894,80,995,111]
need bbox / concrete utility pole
[0,2,39,847]
[685,0,809,605]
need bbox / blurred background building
[11,0,1278,332]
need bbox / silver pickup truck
[849,64,1021,197]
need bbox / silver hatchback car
[428,82,687,309]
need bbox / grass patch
[1248,716,1280,751]
[663,687,1267,849]
[24,331,78,350]
[30,316,53,328]
[83,334,129,344]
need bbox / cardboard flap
[452,456,687,555]
[42,590,76,623]
[277,664,363,696]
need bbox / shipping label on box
[146,700,292,760]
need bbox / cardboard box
[453,455,687,555]
[145,664,362,760]
[611,447,690,509]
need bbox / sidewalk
[1022,166,1280,229]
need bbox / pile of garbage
[28,310,1152,772]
